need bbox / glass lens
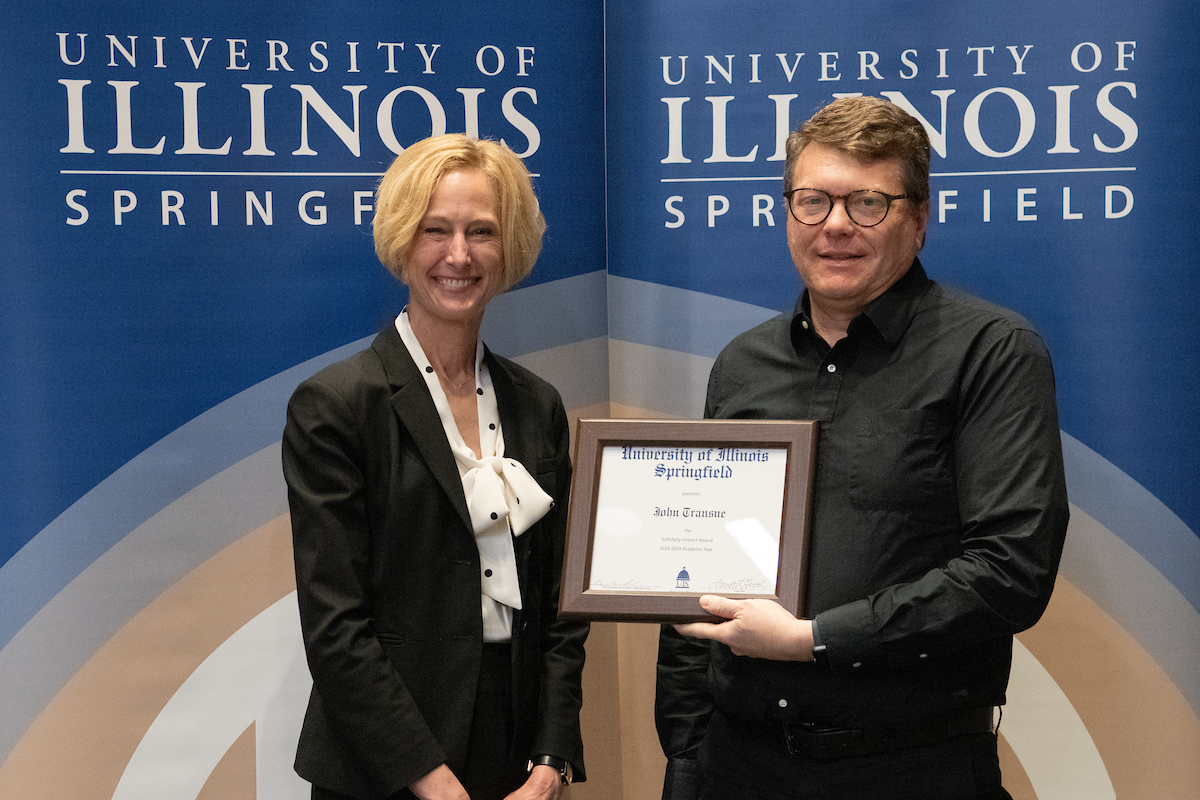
[790,190,831,222]
[847,191,889,225]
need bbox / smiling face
[404,168,505,329]
[786,143,929,327]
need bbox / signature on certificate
[590,579,655,590]
[707,578,771,591]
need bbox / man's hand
[673,595,815,661]
[409,764,470,800]
[503,765,564,800]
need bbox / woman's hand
[503,765,564,800]
[410,764,470,800]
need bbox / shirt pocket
[849,409,956,517]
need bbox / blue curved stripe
[608,275,780,359]
[1061,432,1199,615]
[0,272,611,655]
[0,337,370,654]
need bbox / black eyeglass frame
[782,188,912,227]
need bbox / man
[655,96,1069,799]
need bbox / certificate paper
[559,419,817,622]
[588,444,787,595]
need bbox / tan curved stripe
[5,500,1199,800]
[1012,576,1200,798]
[199,722,257,800]
[0,515,295,799]
[997,733,1036,798]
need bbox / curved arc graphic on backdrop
[7,454,1184,799]
[0,442,296,767]
[0,272,610,766]
[2,276,1197,799]
[0,337,370,656]
[111,594,311,800]
[0,272,609,659]
[1006,638,1115,800]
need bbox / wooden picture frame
[558,418,818,622]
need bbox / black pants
[312,643,523,800]
[697,709,1012,800]
[460,643,525,800]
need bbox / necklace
[439,368,475,394]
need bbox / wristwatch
[528,755,573,785]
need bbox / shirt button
[802,320,810,330]
[826,364,837,373]
[778,699,788,708]
[490,512,498,520]
[852,661,862,669]
[489,423,496,430]
[477,388,483,395]
[484,569,493,577]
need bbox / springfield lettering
[621,446,770,463]
[653,464,733,481]
[617,444,777,480]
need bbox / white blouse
[396,311,553,642]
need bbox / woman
[283,134,588,800]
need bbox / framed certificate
[558,419,818,622]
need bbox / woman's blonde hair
[373,134,546,290]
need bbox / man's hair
[784,96,931,203]
[373,134,546,291]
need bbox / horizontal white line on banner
[61,170,387,177]
[932,166,1137,178]
[660,166,1137,183]
[660,176,780,183]
[59,170,543,178]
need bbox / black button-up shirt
[657,261,1069,786]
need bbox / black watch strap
[528,754,573,785]
[812,642,829,666]
[811,618,829,667]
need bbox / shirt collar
[791,258,931,351]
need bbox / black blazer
[282,322,588,799]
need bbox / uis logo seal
[675,567,691,589]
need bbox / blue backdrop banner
[606,1,1200,534]
[2,2,1198,798]
[1,0,606,564]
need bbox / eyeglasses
[783,188,911,227]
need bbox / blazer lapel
[487,347,534,470]
[487,348,540,576]
[371,324,473,535]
